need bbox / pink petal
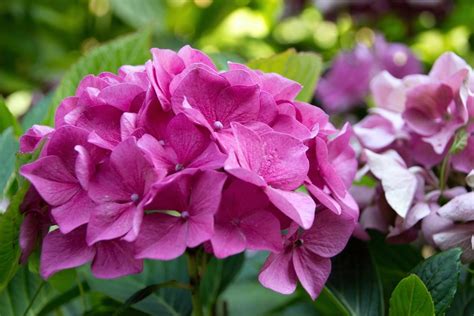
[403,83,453,136]
[19,125,54,154]
[52,191,95,234]
[98,83,144,111]
[365,150,417,218]
[265,187,315,229]
[438,192,474,222]
[306,183,342,215]
[258,250,298,295]
[86,202,138,245]
[292,248,331,300]
[92,240,143,278]
[301,209,355,258]
[240,211,283,252]
[429,52,469,81]
[370,71,406,112]
[40,226,95,279]
[210,224,247,258]
[137,133,177,172]
[134,214,187,260]
[20,156,79,206]
[74,145,93,190]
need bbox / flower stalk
[187,250,204,316]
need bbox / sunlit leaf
[247,49,322,102]
[389,274,435,316]
[412,248,462,315]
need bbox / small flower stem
[187,250,204,316]
[439,153,451,195]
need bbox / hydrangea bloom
[18,45,358,299]
[353,52,474,262]
[317,35,422,113]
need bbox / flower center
[175,163,184,171]
[393,51,408,66]
[213,120,224,130]
[294,239,304,247]
[181,211,190,219]
[130,193,140,203]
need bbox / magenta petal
[301,209,355,257]
[260,132,309,190]
[265,187,315,229]
[20,156,79,206]
[19,212,43,264]
[72,106,122,151]
[74,145,93,190]
[258,250,298,295]
[19,125,53,153]
[134,214,187,260]
[171,65,228,119]
[306,183,342,215]
[259,72,301,101]
[40,226,95,279]
[178,45,217,70]
[211,224,246,258]
[98,83,144,111]
[137,133,176,172]
[271,115,312,140]
[187,142,227,170]
[214,85,260,127]
[86,202,138,245]
[240,211,283,253]
[403,83,453,136]
[292,249,331,300]
[52,191,95,234]
[91,240,143,279]
[188,170,227,216]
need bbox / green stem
[187,251,204,316]
[439,153,450,195]
[23,281,46,316]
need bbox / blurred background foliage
[1,0,473,118]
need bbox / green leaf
[313,287,350,316]
[110,0,164,31]
[247,49,322,102]
[446,281,474,316]
[389,274,435,316]
[208,52,245,70]
[200,252,245,310]
[47,31,152,125]
[0,145,42,291]
[368,231,423,305]
[0,128,18,197]
[220,280,296,316]
[327,238,384,316]
[0,266,82,316]
[114,281,192,316]
[0,98,22,136]
[84,257,192,316]
[21,94,53,130]
[412,248,462,315]
[450,128,468,154]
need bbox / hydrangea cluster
[18,46,358,299]
[353,52,474,262]
[316,35,422,113]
